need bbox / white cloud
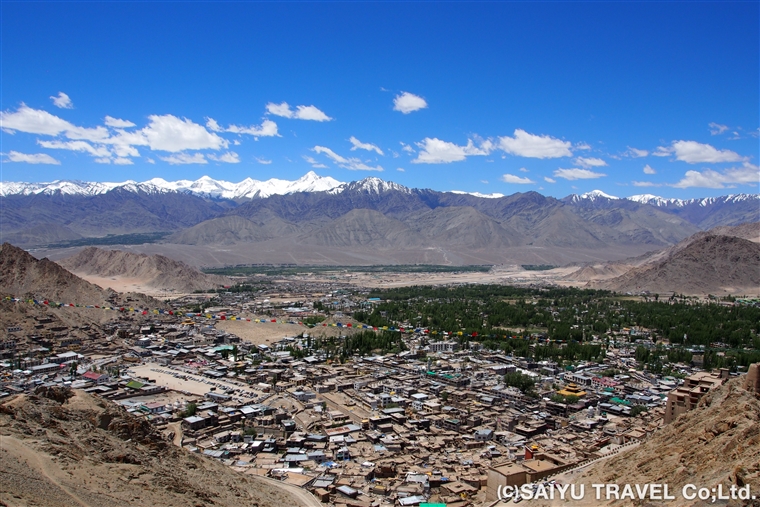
[6,151,60,164]
[498,129,572,158]
[94,157,111,164]
[1,104,76,135]
[313,146,347,164]
[400,142,415,153]
[671,140,744,164]
[265,102,332,121]
[312,146,383,171]
[412,137,492,164]
[544,177,556,183]
[160,153,208,165]
[105,116,135,128]
[672,162,759,189]
[113,157,133,165]
[141,114,228,152]
[632,181,661,187]
[397,167,405,172]
[518,167,529,173]
[393,92,427,114]
[38,139,111,158]
[575,142,592,150]
[303,155,328,169]
[643,164,656,175]
[574,156,607,168]
[708,122,729,135]
[501,173,534,184]
[206,117,279,138]
[553,168,606,180]
[207,151,240,163]
[626,147,649,158]
[349,136,383,155]
[50,92,73,109]
[255,157,272,165]
[652,146,671,157]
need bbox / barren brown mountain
[592,235,760,295]
[0,388,311,507]
[58,247,232,292]
[0,242,113,303]
[564,223,760,294]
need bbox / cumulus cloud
[38,139,111,158]
[255,157,272,165]
[1,104,79,136]
[412,137,493,164]
[207,151,240,163]
[574,156,607,168]
[6,151,61,164]
[206,117,279,138]
[50,92,73,109]
[400,142,415,153]
[544,177,556,183]
[105,116,136,128]
[553,168,606,180]
[643,164,656,175]
[312,145,383,171]
[349,136,383,155]
[671,140,744,164]
[159,153,207,165]
[498,129,572,158]
[519,167,529,173]
[708,122,729,135]
[266,102,332,121]
[626,147,648,158]
[140,115,228,152]
[575,142,592,151]
[652,146,671,157]
[397,167,405,172]
[672,162,759,189]
[113,157,134,165]
[501,173,534,184]
[393,92,427,114]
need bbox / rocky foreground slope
[534,373,760,507]
[0,388,303,507]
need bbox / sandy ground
[216,316,364,344]
[129,363,267,401]
[285,265,581,288]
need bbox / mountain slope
[58,247,231,291]
[539,375,760,507]
[593,234,760,294]
[0,388,307,507]
[0,243,113,303]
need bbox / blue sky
[1,1,758,198]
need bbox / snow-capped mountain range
[566,190,759,207]
[0,172,757,206]
[0,171,344,200]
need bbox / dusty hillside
[58,247,231,292]
[592,235,760,295]
[533,375,760,507]
[0,242,114,303]
[0,388,307,507]
[564,223,760,294]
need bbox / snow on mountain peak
[331,176,412,195]
[0,173,345,199]
[449,190,505,199]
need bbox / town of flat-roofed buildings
[0,280,745,506]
